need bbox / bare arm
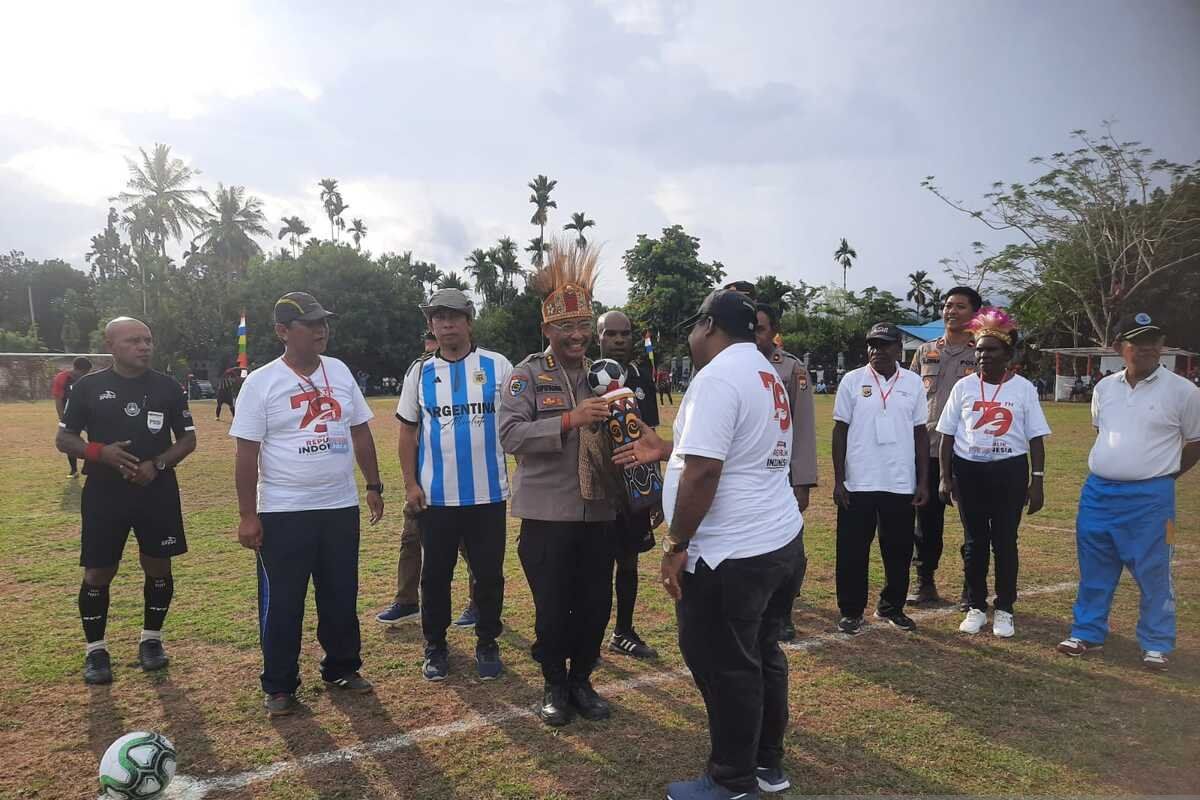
[1177,440,1200,478]
[352,422,384,525]
[832,420,849,508]
[1027,436,1046,514]
[938,429,956,504]
[665,455,724,547]
[913,426,930,506]
[54,397,67,421]
[235,438,263,549]
[397,421,425,512]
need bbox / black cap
[866,322,902,343]
[722,280,758,300]
[678,290,757,337]
[274,292,336,325]
[1115,311,1164,341]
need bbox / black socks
[143,574,174,633]
[79,582,110,644]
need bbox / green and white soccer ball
[99,731,176,799]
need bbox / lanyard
[978,371,1010,405]
[868,366,899,412]
[287,358,331,397]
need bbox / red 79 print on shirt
[758,371,791,432]
[291,389,343,433]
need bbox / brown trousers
[395,508,475,607]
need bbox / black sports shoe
[323,672,373,692]
[137,639,169,671]
[609,630,658,660]
[778,620,796,642]
[475,643,504,681]
[567,678,611,721]
[264,692,299,717]
[83,649,112,685]
[538,683,574,727]
[874,610,917,631]
[837,616,865,635]
[422,649,449,682]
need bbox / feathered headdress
[967,306,1018,345]
[531,239,600,324]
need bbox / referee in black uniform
[56,317,197,685]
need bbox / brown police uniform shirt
[499,349,616,523]
[910,336,976,457]
[769,347,819,487]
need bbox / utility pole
[28,285,36,327]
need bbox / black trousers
[257,506,361,695]
[779,529,808,616]
[953,454,1027,613]
[216,393,235,418]
[518,519,615,685]
[836,491,915,618]
[677,534,802,794]
[420,502,506,652]
[913,457,948,577]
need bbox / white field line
[161,566,1191,800]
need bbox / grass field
[1,395,1197,799]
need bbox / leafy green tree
[195,184,269,274]
[278,216,310,257]
[491,237,525,301]
[438,271,470,291]
[527,174,557,266]
[525,236,549,268]
[753,275,795,312]
[472,291,545,361]
[348,218,368,251]
[0,251,94,351]
[906,270,935,319]
[86,208,136,281]
[112,143,206,257]
[0,329,44,351]
[318,178,344,242]
[563,211,595,249]
[833,237,857,290]
[464,248,499,306]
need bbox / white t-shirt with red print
[230,355,374,513]
[936,373,1050,462]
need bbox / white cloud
[2,147,128,206]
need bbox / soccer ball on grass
[99,731,176,799]
[587,358,626,396]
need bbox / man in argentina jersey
[397,289,512,682]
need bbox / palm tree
[318,178,343,241]
[928,288,945,320]
[906,270,935,319]
[833,237,857,291]
[330,197,349,244]
[416,261,443,296]
[439,271,470,291]
[348,218,368,251]
[194,184,269,275]
[527,174,557,266]
[525,236,549,268]
[113,143,206,257]
[563,211,595,249]
[277,216,310,257]
[464,248,499,305]
[304,237,321,251]
[492,236,525,300]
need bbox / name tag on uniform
[325,420,350,453]
[875,415,897,444]
[146,411,164,433]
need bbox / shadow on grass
[267,697,378,797]
[59,477,81,513]
[86,683,127,761]
[151,676,222,776]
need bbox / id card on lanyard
[870,367,899,445]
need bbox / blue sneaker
[453,606,479,629]
[755,766,789,793]
[376,602,420,626]
[475,643,503,681]
[422,649,449,682]
[666,774,758,799]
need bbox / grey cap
[420,288,475,320]
[275,292,336,324]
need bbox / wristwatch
[154,459,168,472]
[366,483,384,494]
[662,537,688,554]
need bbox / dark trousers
[216,394,235,418]
[953,455,1027,613]
[67,454,78,473]
[256,506,361,695]
[518,519,615,685]
[395,508,475,607]
[780,530,808,617]
[836,491,915,618]
[420,502,505,651]
[914,457,949,577]
[677,534,802,794]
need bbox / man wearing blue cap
[1058,312,1200,671]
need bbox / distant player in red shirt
[53,357,93,477]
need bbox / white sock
[140,630,162,643]
[86,639,108,654]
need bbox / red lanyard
[287,358,331,397]
[978,371,1010,405]
[868,366,899,411]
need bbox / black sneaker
[422,649,449,682]
[778,620,796,642]
[475,643,504,681]
[264,692,299,718]
[137,639,169,671]
[453,606,479,629]
[837,616,864,635]
[609,630,658,660]
[323,672,374,692]
[83,649,112,685]
[537,683,574,727]
[567,678,611,721]
[874,610,917,631]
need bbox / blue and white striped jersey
[397,346,512,507]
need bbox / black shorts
[614,509,655,558]
[80,471,187,568]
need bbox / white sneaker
[993,610,1014,638]
[959,608,987,634]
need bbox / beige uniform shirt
[910,337,976,457]
[769,348,818,487]
[499,349,616,523]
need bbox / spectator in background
[216,367,241,421]
[53,357,93,477]
[656,365,674,406]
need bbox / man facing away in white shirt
[1057,312,1200,672]
[614,289,804,800]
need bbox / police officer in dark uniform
[597,310,661,660]
[56,316,197,685]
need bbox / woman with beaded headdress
[934,308,1051,639]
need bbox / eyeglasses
[547,320,594,334]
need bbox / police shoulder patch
[509,376,528,396]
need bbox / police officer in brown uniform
[908,286,982,606]
[753,302,818,641]
[499,242,616,727]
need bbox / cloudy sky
[2,0,1198,306]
